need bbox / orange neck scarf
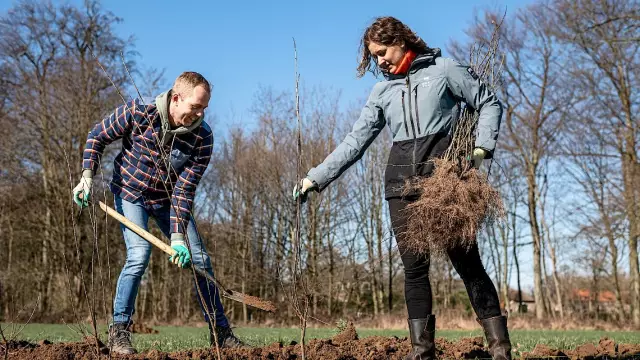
[392,49,417,75]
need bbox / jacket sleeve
[82,99,139,172]
[443,58,503,157]
[306,84,386,191]
[170,129,213,235]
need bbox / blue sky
[0,0,533,128]
[2,0,542,290]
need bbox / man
[72,72,244,354]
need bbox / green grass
[2,323,639,353]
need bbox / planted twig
[292,37,310,360]
[64,150,102,357]
[0,323,8,360]
[0,295,40,360]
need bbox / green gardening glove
[169,233,191,268]
[72,169,93,208]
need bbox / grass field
[2,323,639,354]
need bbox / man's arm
[82,99,140,173]
[74,99,141,207]
[169,129,214,236]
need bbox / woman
[293,17,511,360]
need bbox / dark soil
[520,337,640,359]
[1,329,639,359]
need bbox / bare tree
[451,5,577,319]
[552,0,640,326]
[0,0,134,321]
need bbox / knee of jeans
[123,249,151,275]
[190,250,211,268]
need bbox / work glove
[292,178,317,204]
[169,233,191,268]
[471,148,487,169]
[72,169,93,208]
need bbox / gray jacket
[307,49,502,199]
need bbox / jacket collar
[383,48,442,81]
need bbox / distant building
[568,289,621,315]
[506,289,535,314]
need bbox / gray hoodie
[154,90,204,146]
[151,90,205,174]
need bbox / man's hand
[472,148,487,169]
[169,233,191,268]
[72,170,93,208]
[292,178,317,204]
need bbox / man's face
[172,85,210,127]
[368,41,406,74]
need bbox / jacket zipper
[406,76,417,175]
[414,88,421,135]
[401,92,410,137]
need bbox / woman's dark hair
[357,16,429,77]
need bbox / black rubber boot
[209,325,246,348]
[108,323,137,355]
[480,315,512,360]
[404,315,436,360]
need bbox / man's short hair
[172,71,211,95]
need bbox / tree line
[0,0,638,327]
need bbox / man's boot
[405,315,436,360]
[108,323,137,355]
[209,325,246,348]
[480,315,512,360]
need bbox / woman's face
[368,41,406,74]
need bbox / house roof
[572,289,616,302]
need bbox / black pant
[389,197,502,320]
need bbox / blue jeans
[112,196,229,328]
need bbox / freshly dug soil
[2,329,639,359]
[520,337,640,359]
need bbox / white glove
[472,148,487,169]
[292,178,317,203]
[72,169,93,208]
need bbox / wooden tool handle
[97,200,277,313]
[98,201,176,256]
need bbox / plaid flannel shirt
[82,98,213,234]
